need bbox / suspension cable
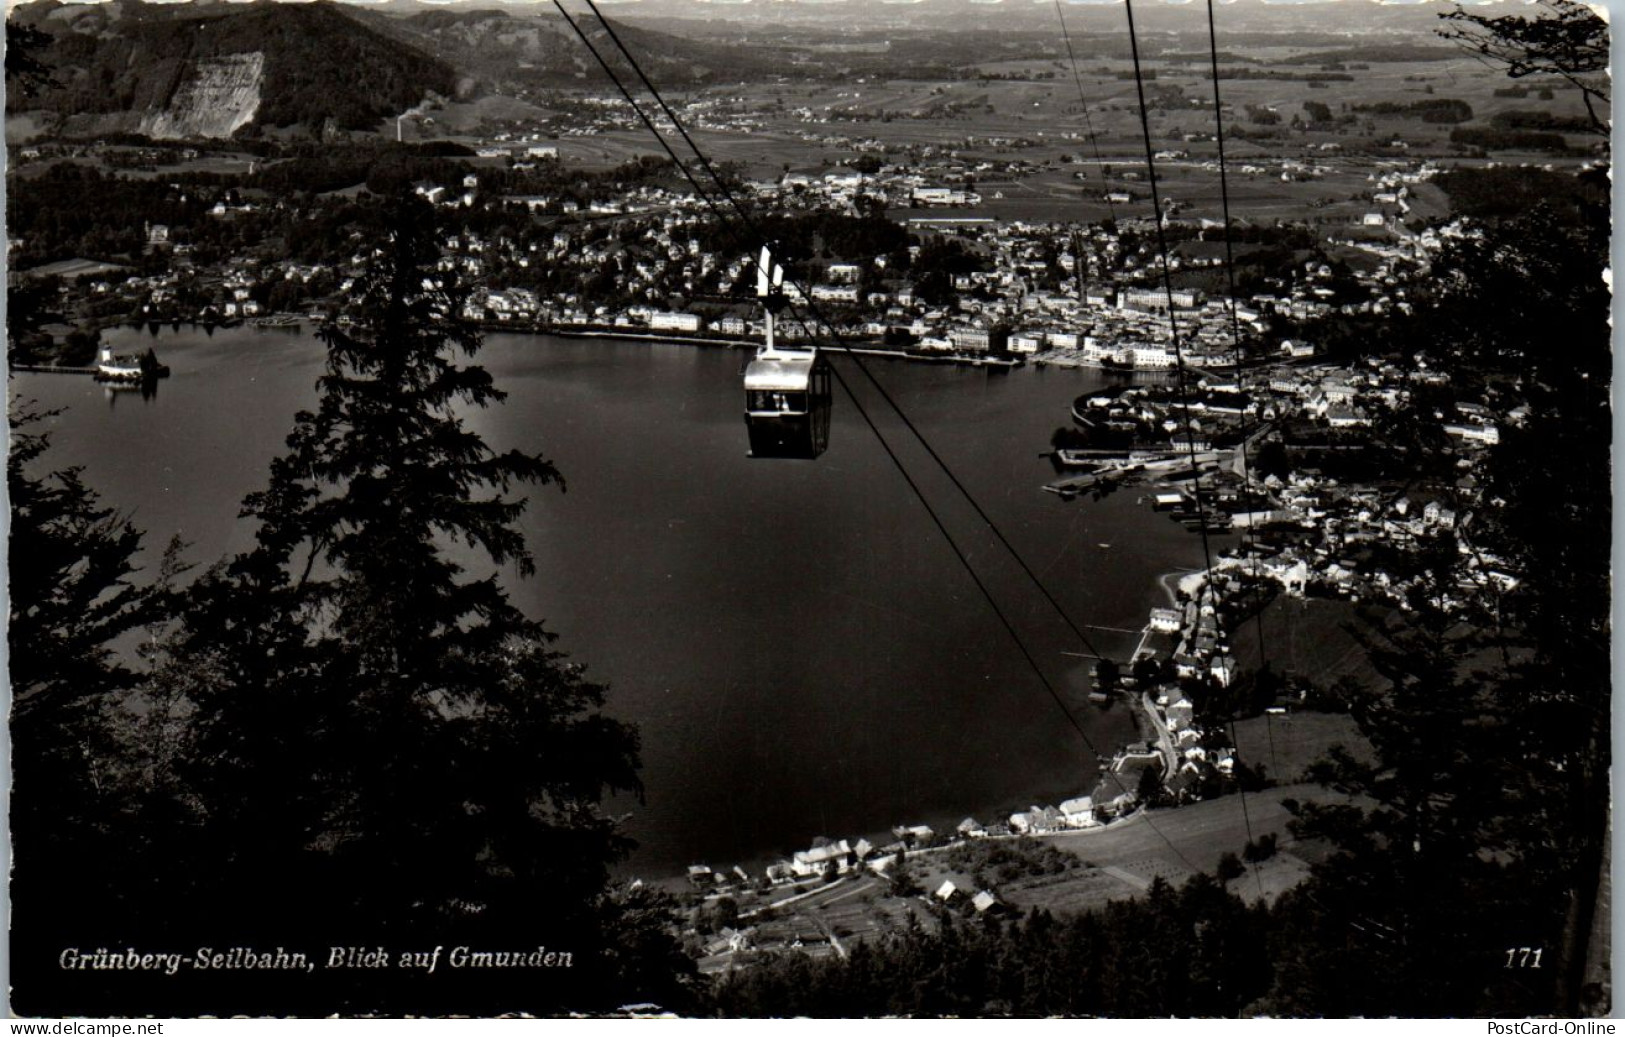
[1204,0,1280,793]
[1123,0,1264,895]
[1053,0,1118,230]
[556,0,1202,872]
[575,0,1118,668]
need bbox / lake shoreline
[43,325,1211,878]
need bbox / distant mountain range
[4,0,784,139]
[4,0,1458,140]
[345,5,792,94]
[327,0,1455,33]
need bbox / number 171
[1504,947,1543,968]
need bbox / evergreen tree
[1252,186,1610,1018]
[147,197,655,1013]
[7,405,170,1013]
[5,21,56,101]
[1438,0,1609,136]
[8,405,153,710]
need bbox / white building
[790,840,853,878]
[1059,796,1097,827]
[1132,345,1177,369]
[650,312,703,333]
[1119,288,1203,314]
[1443,423,1500,445]
[912,187,980,206]
[811,284,861,303]
[949,327,1008,354]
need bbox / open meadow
[386,40,1601,233]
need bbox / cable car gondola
[743,246,831,460]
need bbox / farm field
[1230,596,1388,692]
[1230,710,1376,786]
[697,783,1353,972]
[399,45,1598,230]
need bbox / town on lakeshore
[5,0,1611,1019]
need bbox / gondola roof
[744,354,819,392]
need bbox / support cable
[576,0,1117,669]
[1204,0,1280,788]
[1053,0,1119,229]
[1124,0,1264,897]
[557,0,1203,873]
[1120,0,1217,604]
[547,1,823,349]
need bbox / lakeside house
[789,840,854,878]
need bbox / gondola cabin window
[743,352,831,459]
[748,390,808,414]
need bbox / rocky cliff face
[14,2,460,138]
[139,52,264,140]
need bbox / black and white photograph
[3,0,1613,1018]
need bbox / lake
[13,325,1218,874]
